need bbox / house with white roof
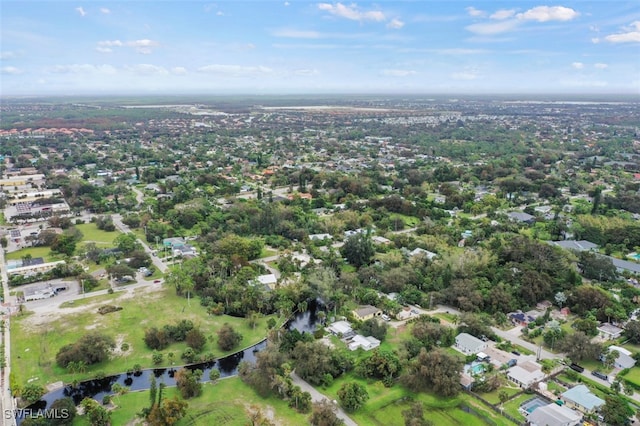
[348,335,381,351]
[328,321,354,337]
[254,274,278,290]
[454,333,487,355]
[507,361,545,388]
[601,345,636,370]
[528,403,581,426]
[597,323,623,340]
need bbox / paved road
[112,214,168,273]
[0,247,17,425]
[290,372,358,426]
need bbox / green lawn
[478,386,521,405]
[319,373,511,426]
[433,312,458,324]
[12,287,280,388]
[0,212,6,225]
[621,367,640,389]
[75,223,121,246]
[259,247,278,258]
[73,377,310,426]
[501,393,531,422]
[5,246,60,262]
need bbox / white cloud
[1,66,22,75]
[292,68,318,76]
[465,20,519,35]
[318,3,385,22]
[47,64,117,74]
[97,39,158,54]
[272,29,322,39]
[124,64,169,75]
[490,9,516,20]
[171,67,188,75]
[604,21,640,43]
[594,63,608,69]
[591,37,600,44]
[75,7,87,17]
[451,71,478,80]
[0,51,18,60]
[572,62,584,69]
[387,18,404,29]
[100,8,111,14]
[98,40,124,47]
[197,64,273,77]
[381,69,416,77]
[284,1,290,5]
[216,11,224,16]
[466,7,486,17]
[517,6,579,22]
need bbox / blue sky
[1,1,639,96]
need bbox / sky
[1,1,639,96]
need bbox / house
[610,257,640,275]
[454,333,487,355]
[309,233,332,241]
[255,274,278,290]
[561,384,605,414]
[352,305,382,321]
[409,247,437,260]
[597,323,623,340]
[328,321,354,337]
[552,240,599,252]
[348,335,381,351]
[172,244,197,257]
[528,403,581,426]
[372,236,392,245]
[507,361,545,388]
[163,237,186,248]
[601,345,636,369]
[6,260,66,277]
[507,211,535,224]
[508,310,537,326]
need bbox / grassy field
[319,373,511,426]
[11,287,280,388]
[5,246,60,262]
[478,386,522,405]
[621,367,640,388]
[75,223,120,246]
[72,377,310,425]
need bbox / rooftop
[562,384,604,410]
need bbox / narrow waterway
[22,300,322,420]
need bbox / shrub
[56,333,115,368]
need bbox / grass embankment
[12,287,279,387]
[73,377,309,426]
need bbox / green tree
[175,368,203,399]
[401,348,463,397]
[185,328,206,352]
[48,397,77,425]
[309,400,344,426]
[147,396,188,426]
[51,234,77,256]
[337,381,369,413]
[602,395,634,426]
[80,398,111,426]
[341,232,374,268]
[402,402,433,426]
[558,331,602,362]
[217,323,243,351]
[624,320,640,344]
[114,232,141,255]
[20,383,45,405]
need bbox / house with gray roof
[454,333,487,355]
[507,211,535,224]
[528,403,581,426]
[601,345,636,369]
[561,384,604,414]
[552,240,599,252]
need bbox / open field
[5,246,59,262]
[71,376,310,425]
[11,287,279,387]
[320,374,512,426]
[75,223,120,246]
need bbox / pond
[20,299,323,422]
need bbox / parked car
[570,363,585,373]
[592,371,608,381]
[511,350,521,356]
[381,314,391,321]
